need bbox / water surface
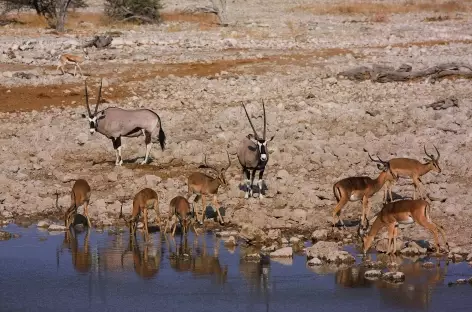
[0,224,471,312]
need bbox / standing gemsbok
[383,145,441,202]
[81,79,166,166]
[237,100,274,199]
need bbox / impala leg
[200,195,207,225]
[191,219,199,236]
[141,131,152,165]
[112,137,123,166]
[332,197,348,229]
[83,200,91,228]
[212,195,224,225]
[432,220,450,252]
[171,221,177,236]
[76,63,84,77]
[57,64,65,75]
[143,208,149,243]
[417,218,441,252]
[360,196,370,231]
[257,169,265,199]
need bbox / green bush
[104,0,162,23]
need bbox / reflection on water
[1,224,471,311]
[335,255,449,309]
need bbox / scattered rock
[364,270,382,280]
[307,257,322,266]
[239,223,267,243]
[48,224,68,231]
[382,271,405,283]
[107,172,118,182]
[270,247,293,258]
[311,229,328,242]
[216,230,239,237]
[401,241,427,255]
[306,241,355,264]
[267,229,281,240]
[224,236,237,247]
[37,220,50,228]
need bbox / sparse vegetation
[0,0,88,31]
[292,0,470,15]
[104,0,162,24]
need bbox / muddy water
[0,224,471,312]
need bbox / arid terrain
[1,0,472,255]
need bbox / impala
[332,154,398,232]
[56,179,92,228]
[384,145,441,202]
[56,48,89,77]
[119,188,161,242]
[187,151,231,225]
[164,196,198,236]
[362,199,449,255]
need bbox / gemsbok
[187,152,231,225]
[56,179,92,228]
[237,100,274,199]
[383,145,441,202]
[119,188,162,242]
[362,199,449,255]
[56,48,89,77]
[332,154,398,232]
[81,79,166,166]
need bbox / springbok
[81,79,166,166]
[187,151,231,225]
[362,199,449,255]
[237,100,274,199]
[56,48,89,77]
[164,196,198,236]
[332,154,398,232]
[384,145,441,202]
[56,179,92,228]
[119,188,161,242]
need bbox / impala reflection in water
[1,224,471,311]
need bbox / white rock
[224,236,237,246]
[382,271,405,283]
[37,220,50,228]
[48,224,68,231]
[307,257,322,266]
[216,230,239,237]
[270,247,293,258]
[364,270,382,279]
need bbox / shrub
[104,0,162,23]
[0,0,88,31]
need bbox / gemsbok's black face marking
[256,140,267,162]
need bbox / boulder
[48,224,68,231]
[311,229,328,242]
[239,223,267,243]
[306,241,355,264]
[270,247,293,258]
[364,270,382,280]
[382,271,405,283]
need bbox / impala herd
[57,78,448,261]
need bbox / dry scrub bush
[104,0,162,24]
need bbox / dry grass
[292,0,472,15]
[423,15,451,22]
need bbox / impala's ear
[81,113,87,118]
[97,111,106,120]
[423,158,430,162]
[268,135,275,142]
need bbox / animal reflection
[239,249,270,294]
[121,236,161,279]
[58,227,93,273]
[335,257,447,309]
[168,235,228,284]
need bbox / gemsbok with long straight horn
[237,100,274,199]
[81,79,166,166]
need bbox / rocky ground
[1,0,472,257]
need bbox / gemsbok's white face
[80,79,103,135]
